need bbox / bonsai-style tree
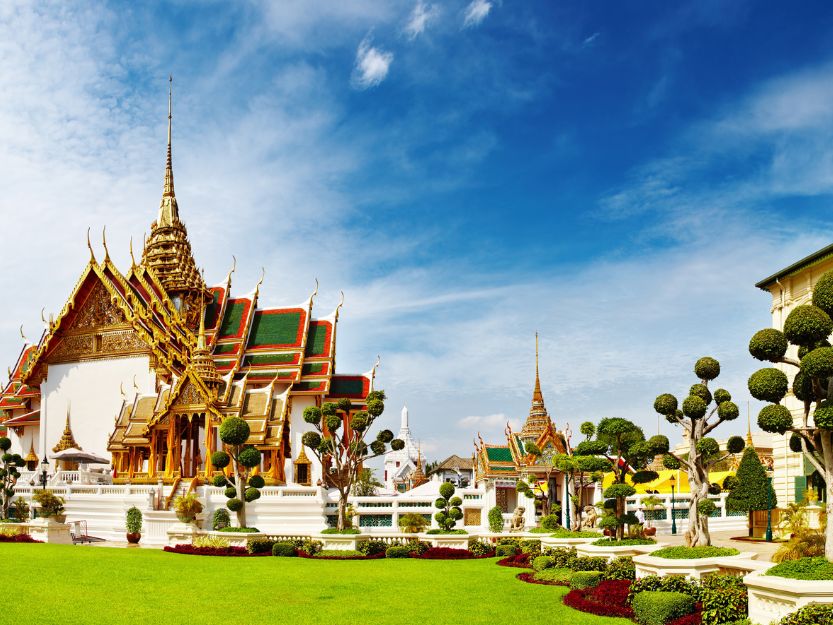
[746,271,833,559]
[0,438,24,519]
[554,422,612,529]
[575,418,669,540]
[725,447,777,537]
[434,482,462,531]
[32,490,64,519]
[398,512,429,533]
[352,468,383,496]
[301,390,404,530]
[488,505,504,532]
[210,416,264,529]
[653,357,746,546]
[515,442,557,517]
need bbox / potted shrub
[399,512,429,533]
[173,493,203,525]
[125,506,142,544]
[642,495,663,536]
[32,490,65,522]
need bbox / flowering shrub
[496,552,532,568]
[563,580,635,618]
[0,533,40,543]
[418,547,474,559]
[164,544,256,556]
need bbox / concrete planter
[166,517,205,547]
[576,542,665,562]
[634,551,765,580]
[425,534,471,550]
[27,518,73,545]
[206,530,265,548]
[744,571,833,625]
[539,536,599,548]
[316,534,362,551]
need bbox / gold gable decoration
[53,412,81,453]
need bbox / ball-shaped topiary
[663,454,681,470]
[682,395,707,419]
[237,446,261,468]
[694,356,720,380]
[224,486,237,499]
[696,437,720,458]
[748,368,789,403]
[301,431,321,449]
[244,487,261,502]
[758,404,793,435]
[369,440,386,456]
[390,439,405,451]
[783,305,833,346]
[708,482,722,495]
[653,393,678,416]
[248,474,265,489]
[792,370,814,402]
[0,437,10,451]
[211,451,230,469]
[366,398,384,417]
[717,401,740,421]
[303,406,322,424]
[219,417,250,446]
[812,269,833,316]
[226,498,244,512]
[798,340,831,359]
[749,328,789,362]
[439,482,455,500]
[713,388,732,405]
[789,434,804,453]
[647,435,670,455]
[722,475,738,491]
[350,413,369,431]
[212,474,227,487]
[689,383,712,404]
[801,347,833,378]
[603,483,636,499]
[726,436,745,454]
[632,470,659,484]
[325,414,341,431]
[376,429,394,444]
[813,400,833,429]
[698,499,717,517]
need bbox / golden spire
[191,294,222,393]
[53,408,81,453]
[746,401,754,448]
[520,332,553,442]
[158,75,179,226]
[533,331,543,404]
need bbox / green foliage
[778,604,833,625]
[271,541,297,557]
[696,437,720,458]
[757,403,793,434]
[569,571,603,590]
[532,555,555,571]
[813,400,833,429]
[0,438,9,451]
[689,383,712,404]
[653,393,678,416]
[125,507,142,534]
[439,482,455,500]
[301,431,321,449]
[603,556,636,581]
[700,575,748,625]
[694,356,720,380]
[697,499,717,517]
[766,557,833,580]
[212,508,230,530]
[533,568,573,583]
[540,514,560,530]
[246,538,275,554]
[320,527,361,534]
[210,451,230,469]
[216,526,260,533]
[726,436,745,454]
[487,506,503,532]
[243,487,260,502]
[792,370,813,401]
[495,544,518,557]
[727,447,777,516]
[433,482,461,531]
[398,512,429,533]
[226,498,243,512]
[550,528,600,538]
[713,388,732,404]
[302,406,321,424]
[248,474,265,489]
[663,454,681,470]
[574,439,608,455]
[718,401,740,421]
[651,546,740,559]
[219,417,250,446]
[800,346,833,378]
[357,540,387,556]
[748,368,789,403]
[788,434,804,453]
[592,538,656,546]
[224,486,237,499]
[682,395,707,419]
[385,545,412,558]
[783,305,833,346]
[812,269,833,315]
[632,591,695,625]
[211,474,227,487]
[173,493,202,522]
[571,556,608,572]
[237,446,261,468]
[749,328,788,362]
[425,528,467,535]
[604,483,636,499]
[647,435,670,455]
[627,575,701,604]
[467,539,493,557]
[579,421,596,438]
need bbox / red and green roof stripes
[247,308,307,349]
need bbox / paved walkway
[655,529,780,561]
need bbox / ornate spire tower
[142,76,207,328]
[520,333,554,442]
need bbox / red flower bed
[163,544,267,557]
[496,553,532,568]
[516,572,569,586]
[298,551,385,560]
[563,580,635,619]
[667,605,702,625]
[0,534,41,543]
[418,547,475,559]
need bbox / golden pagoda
[519,333,554,442]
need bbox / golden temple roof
[53,411,81,453]
[519,333,553,441]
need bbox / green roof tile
[486,447,513,462]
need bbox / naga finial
[19,324,26,342]
[129,237,137,267]
[102,226,110,262]
[335,290,345,320]
[311,277,319,301]
[87,227,96,262]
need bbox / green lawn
[1,544,633,625]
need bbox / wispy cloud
[463,0,492,29]
[582,32,600,46]
[351,35,394,89]
[404,1,437,40]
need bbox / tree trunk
[234,459,247,528]
[569,478,581,529]
[336,491,350,531]
[616,496,625,540]
[686,418,712,547]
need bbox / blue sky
[2,1,833,461]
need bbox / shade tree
[653,357,745,546]
[554,422,610,529]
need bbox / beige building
[756,244,833,506]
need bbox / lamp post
[669,475,677,535]
[765,476,773,542]
[39,458,49,490]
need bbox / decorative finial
[120,382,126,401]
[311,277,319,301]
[197,290,207,350]
[102,226,110,262]
[41,308,47,326]
[254,267,265,300]
[129,237,136,267]
[133,375,139,392]
[87,227,96,262]
[19,324,25,342]
[335,290,345,319]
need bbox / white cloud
[463,0,492,29]
[583,32,600,46]
[351,36,394,89]
[404,1,437,40]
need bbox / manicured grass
[766,556,833,580]
[650,545,739,559]
[1,544,634,625]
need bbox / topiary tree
[301,390,404,530]
[653,357,745,546]
[488,505,504,532]
[725,447,776,537]
[554,422,612,529]
[434,482,463,531]
[747,273,833,559]
[575,418,668,540]
[0,437,25,520]
[210,416,263,529]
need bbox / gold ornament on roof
[520,333,554,442]
[191,297,222,393]
[53,409,81,453]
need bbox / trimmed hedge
[272,542,297,557]
[603,556,636,581]
[632,591,696,625]
[495,544,518,558]
[532,555,554,571]
[591,537,656,546]
[778,604,833,624]
[385,545,412,558]
[532,567,573,584]
[570,570,603,590]
[766,556,833,580]
[651,546,739,559]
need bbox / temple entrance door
[177,413,205,479]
